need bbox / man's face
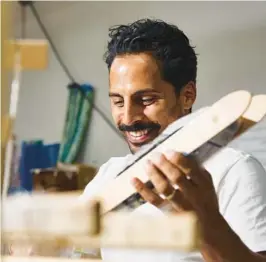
[109,53,196,153]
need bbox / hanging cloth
[58,83,94,163]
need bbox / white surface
[13,1,266,167]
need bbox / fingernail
[144,161,149,171]
[144,159,152,171]
[131,177,140,186]
[163,149,176,159]
[131,178,141,190]
[150,152,162,164]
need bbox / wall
[13,1,266,168]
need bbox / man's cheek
[112,111,122,127]
[143,106,164,123]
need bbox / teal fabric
[58,84,94,163]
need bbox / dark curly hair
[104,18,198,93]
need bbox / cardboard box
[32,163,97,192]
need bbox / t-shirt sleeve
[220,155,266,253]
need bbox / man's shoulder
[204,146,253,171]
[208,148,266,253]
[205,146,266,193]
[205,146,264,172]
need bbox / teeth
[129,129,149,138]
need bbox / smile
[125,128,156,144]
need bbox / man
[80,19,266,261]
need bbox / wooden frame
[1,1,48,196]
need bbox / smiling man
[81,19,266,262]
[108,51,195,153]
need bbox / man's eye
[114,100,124,107]
[142,98,155,105]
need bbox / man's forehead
[109,54,162,95]
[110,54,160,78]
[111,53,158,68]
[109,78,161,97]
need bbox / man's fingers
[131,177,164,207]
[145,160,174,196]
[163,150,205,186]
[149,153,193,193]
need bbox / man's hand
[132,149,219,221]
[131,150,263,262]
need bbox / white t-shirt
[80,114,266,262]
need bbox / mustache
[118,122,161,132]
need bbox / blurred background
[7,1,266,193]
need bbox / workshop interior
[1,1,266,261]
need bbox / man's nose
[123,103,143,125]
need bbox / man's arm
[194,154,266,262]
[200,210,266,262]
[132,151,266,262]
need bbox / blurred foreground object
[2,193,201,259]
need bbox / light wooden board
[231,94,266,169]
[2,257,102,262]
[241,95,266,122]
[5,39,49,70]
[235,94,266,136]
[1,0,14,190]
[93,90,252,213]
[2,194,200,252]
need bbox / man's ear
[179,81,197,113]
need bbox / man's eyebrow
[109,89,161,97]
[109,92,121,97]
[134,88,161,96]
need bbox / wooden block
[1,116,14,191]
[5,39,49,70]
[1,116,14,147]
[3,212,200,252]
[1,1,13,116]
[1,0,14,192]
[2,257,102,262]
[235,94,266,137]
[2,194,200,252]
